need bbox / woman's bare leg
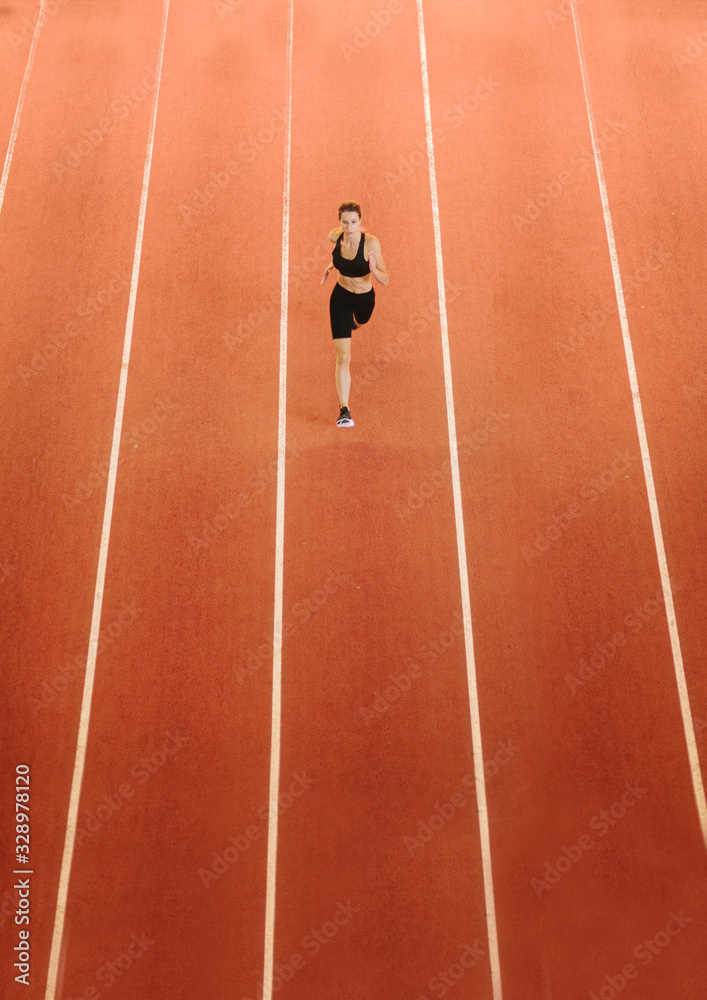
[335,337,352,407]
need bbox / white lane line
[262,2,294,998]
[43,3,172,997]
[569,0,707,851]
[415,3,503,998]
[0,0,49,216]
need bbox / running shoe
[337,405,354,428]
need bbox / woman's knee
[336,347,351,366]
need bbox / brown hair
[338,200,362,219]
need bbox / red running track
[1,1,706,999]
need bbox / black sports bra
[332,232,370,278]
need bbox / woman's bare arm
[366,236,389,286]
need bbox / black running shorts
[329,282,375,340]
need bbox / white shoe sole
[336,417,354,427]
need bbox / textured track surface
[1,2,705,998]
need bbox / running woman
[321,200,389,427]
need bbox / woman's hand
[368,252,378,276]
[321,264,334,285]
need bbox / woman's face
[340,212,361,236]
